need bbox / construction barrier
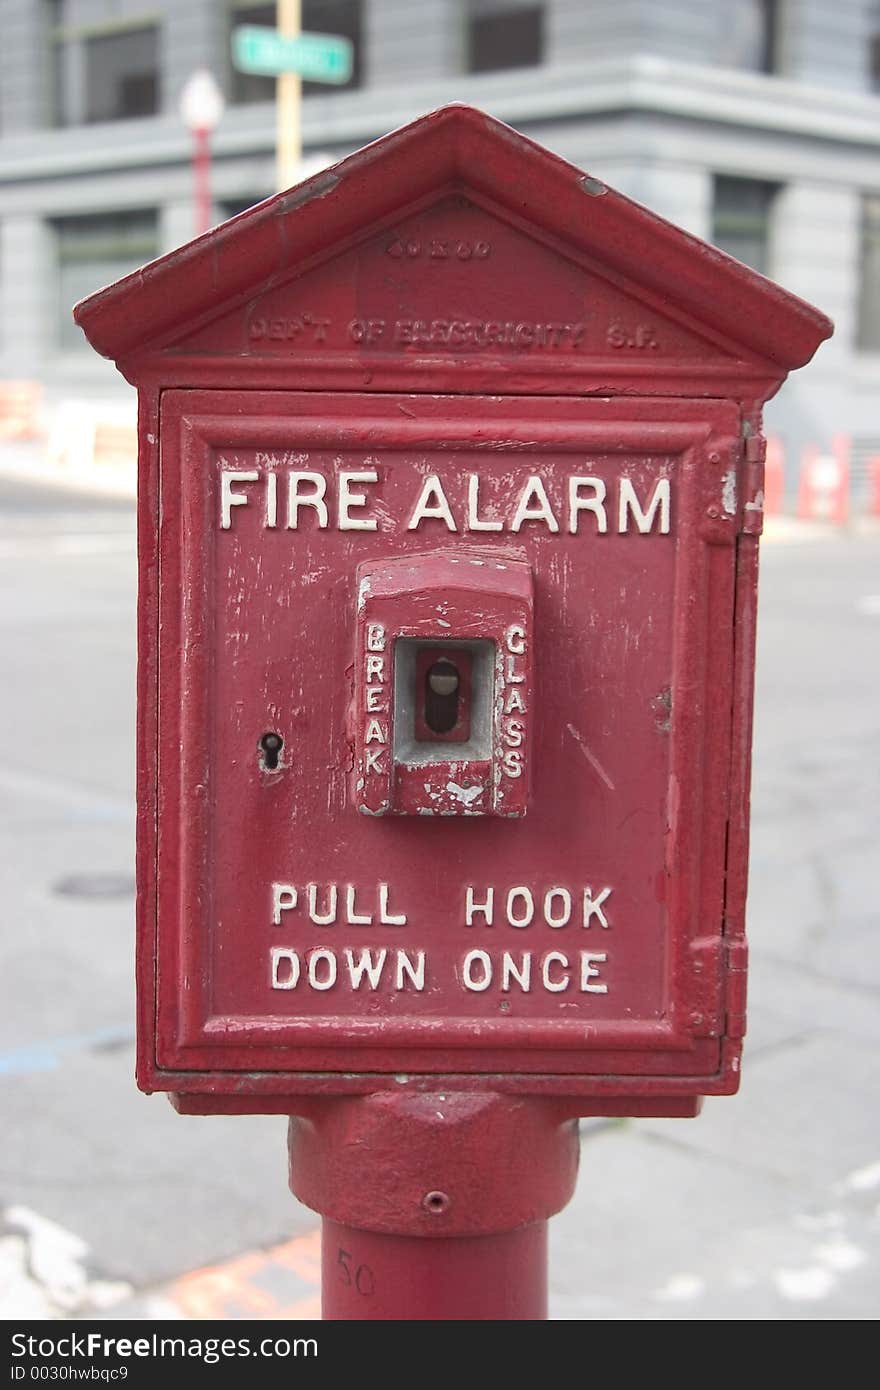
[0,380,43,439]
[797,434,849,524]
[764,434,784,516]
[46,400,137,481]
[868,456,880,518]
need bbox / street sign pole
[233,11,353,192]
[276,0,301,193]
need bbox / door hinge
[687,937,724,1036]
[741,432,765,537]
[724,938,748,1038]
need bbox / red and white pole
[179,69,225,240]
[192,125,213,238]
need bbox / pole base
[288,1092,578,1320]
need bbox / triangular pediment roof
[74,104,831,387]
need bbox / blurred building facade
[0,0,878,471]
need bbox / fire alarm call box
[74,106,831,1118]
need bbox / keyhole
[424,659,460,734]
[260,732,283,770]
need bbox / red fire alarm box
[74,105,831,1119]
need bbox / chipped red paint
[74,105,832,1321]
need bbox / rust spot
[652,687,672,733]
[275,171,340,213]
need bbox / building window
[50,20,160,125]
[711,176,779,276]
[857,195,880,351]
[84,25,159,122]
[56,210,158,350]
[870,3,880,92]
[44,2,64,125]
[466,2,544,73]
[229,1,362,103]
[715,1,778,74]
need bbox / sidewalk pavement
[0,438,136,501]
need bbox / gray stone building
[1,0,878,483]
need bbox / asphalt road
[1,475,877,1319]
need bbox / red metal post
[322,1219,548,1320]
[289,1092,579,1321]
[192,126,212,237]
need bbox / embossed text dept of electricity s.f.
[248,315,594,350]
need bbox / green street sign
[232,25,353,84]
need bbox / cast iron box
[75,106,831,1117]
